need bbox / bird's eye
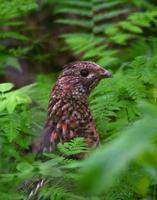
[80,69,89,77]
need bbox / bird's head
[61,61,112,94]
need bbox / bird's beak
[98,68,112,78]
[103,69,112,78]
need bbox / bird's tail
[19,177,46,199]
[28,179,45,199]
[19,126,56,199]
[32,126,56,153]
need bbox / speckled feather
[33,61,111,154]
[27,61,111,199]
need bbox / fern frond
[0,0,37,19]
[58,137,88,156]
[55,0,157,66]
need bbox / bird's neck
[56,76,89,103]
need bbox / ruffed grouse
[26,61,111,198]
[33,61,111,153]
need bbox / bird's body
[27,61,111,198]
[33,61,111,154]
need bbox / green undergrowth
[0,0,157,199]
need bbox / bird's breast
[48,106,99,148]
[41,94,99,152]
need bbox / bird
[32,60,111,154]
[25,61,111,198]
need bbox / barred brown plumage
[27,61,111,198]
[33,61,111,154]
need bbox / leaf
[0,100,6,112]
[16,162,34,174]
[0,83,14,93]
[6,94,17,113]
[16,93,32,104]
[79,102,157,193]
[7,120,19,142]
[119,21,143,33]
[0,31,28,41]
[5,57,21,70]
[58,137,88,156]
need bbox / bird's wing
[32,95,64,153]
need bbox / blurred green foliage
[0,0,157,199]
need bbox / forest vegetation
[0,0,157,199]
